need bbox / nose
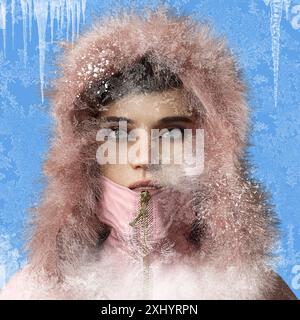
[129,145,152,170]
[130,160,150,170]
[128,128,152,170]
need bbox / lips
[128,179,162,190]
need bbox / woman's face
[98,88,200,188]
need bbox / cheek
[100,164,127,183]
[149,164,197,192]
[151,165,181,186]
[157,138,203,183]
[99,164,112,178]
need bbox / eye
[108,127,128,140]
[158,128,185,139]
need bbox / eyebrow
[101,115,194,125]
[101,116,134,124]
[157,116,194,124]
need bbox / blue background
[0,0,299,298]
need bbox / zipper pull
[129,190,151,227]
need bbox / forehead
[100,88,193,123]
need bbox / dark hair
[73,52,183,128]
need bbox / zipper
[129,190,153,299]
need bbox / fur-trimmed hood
[15,5,287,299]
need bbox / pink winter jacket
[0,5,297,300]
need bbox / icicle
[28,0,32,43]
[0,1,6,30]
[263,0,284,108]
[33,0,48,104]
[0,0,6,57]
[71,0,75,43]
[59,0,64,32]
[283,0,291,20]
[55,0,61,32]
[66,0,70,41]
[11,0,15,49]
[0,0,88,102]
[270,0,283,108]
[81,0,86,24]
[20,0,28,66]
[76,0,80,39]
[49,0,56,43]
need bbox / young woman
[0,6,297,300]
